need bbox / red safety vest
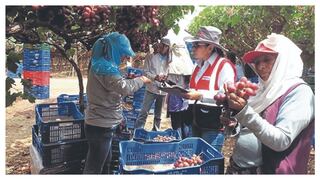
[190,56,236,91]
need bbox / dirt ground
[5,77,315,174]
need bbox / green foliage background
[188,6,314,67]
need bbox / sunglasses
[192,43,209,49]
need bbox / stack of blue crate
[122,67,152,129]
[30,102,87,174]
[23,43,51,99]
[110,127,133,174]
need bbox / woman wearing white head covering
[222,33,314,174]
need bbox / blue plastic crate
[132,101,155,113]
[111,129,133,172]
[24,85,49,99]
[132,87,146,108]
[132,102,143,111]
[23,64,51,71]
[57,94,88,114]
[133,128,181,143]
[35,102,85,143]
[123,95,134,103]
[125,120,135,130]
[122,110,140,129]
[133,88,145,98]
[23,49,50,58]
[23,48,51,71]
[119,137,224,174]
[32,125,88,167]
[30,144,85,174]
[23,50,50,61]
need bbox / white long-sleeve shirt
[232,84,314,168]
[189,53,235,106]
[143,53,170,96]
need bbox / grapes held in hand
[215,78,259,106]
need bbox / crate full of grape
[119,137,224,174]
[133,128,181,143]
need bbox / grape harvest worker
[182,26,237,152]
[84,32,151,174]
[167,42,194,139]
[134,38,171,131]
[221,33,314,174]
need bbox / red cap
[242,43,278,63]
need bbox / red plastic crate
[23,70,50,86]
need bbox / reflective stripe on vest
[190,56,236,91]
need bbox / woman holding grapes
[221,33,314,174]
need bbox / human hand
[182,90,203,100]
[214,77,259,111]
[220,114,238,128]
[226,92,247,111]
[139,76,152,83]
[155,74,167,82]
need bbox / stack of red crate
[23,71,50,86]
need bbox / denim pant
[134,91,165,131]
[83,124,114,174]
[192,124,225,152]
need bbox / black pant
[170,111,190,139]
[83,124,114,174]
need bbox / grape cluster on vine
[115,6,169,52]
[30,5,170,52]
[77,6,111,26]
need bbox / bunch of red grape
[78,6,111,26]
[173,154,203,168]
[145,6,160,26]
[214,77,259,105]
[114,6,168,52]
[28,6,168,52]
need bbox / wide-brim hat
[242,42,278,63]
[160,38,171,46]
[184,26,227,51]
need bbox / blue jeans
[134,91,165,131]
[192,125,225,152]
[83,124,115,174]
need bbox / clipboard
[159,84,189,96]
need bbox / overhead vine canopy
[187,6,314,67]
[5,5,194,107]
[6,5,194,52]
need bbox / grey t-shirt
[85,71,144,128]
